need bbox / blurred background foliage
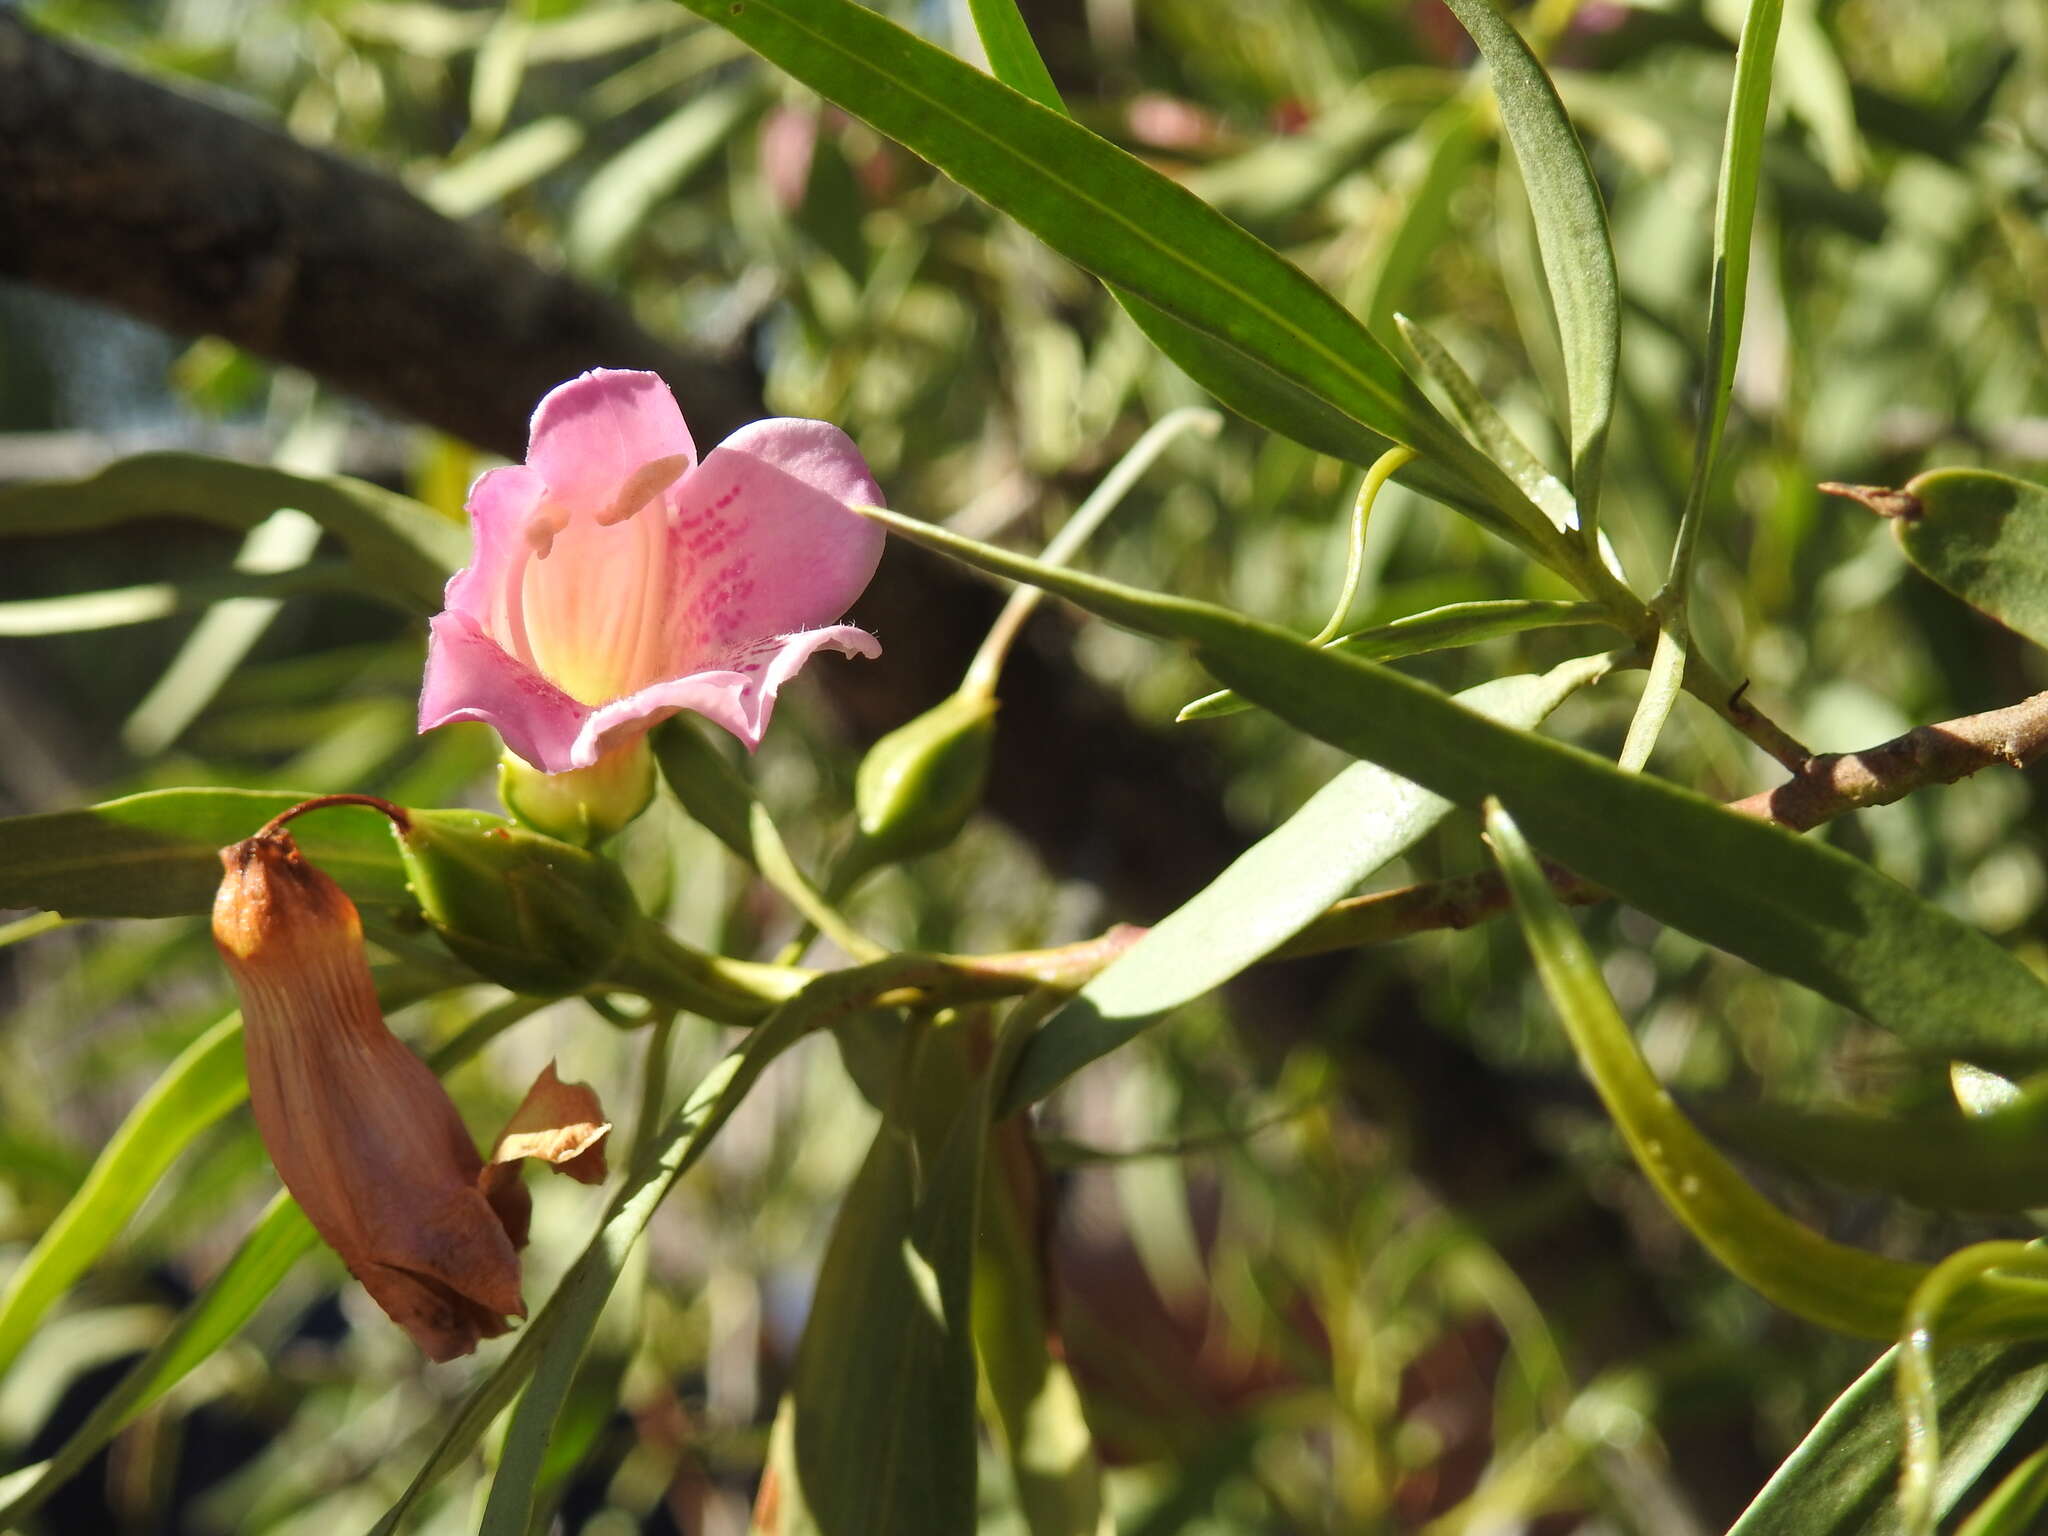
[2,0,2048,1530]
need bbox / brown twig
[1727,690,2048,831]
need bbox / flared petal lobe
[668,417,886,653]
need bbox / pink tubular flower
[419,370,885,773]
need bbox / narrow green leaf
[1487,798,1959,1338]
[860,508,2048,1075]
[1729,1342,2048,1535]
[440,959,939,1536]
[1179,599,1613,721]
[1631,0,1786,767]
[1005,658,1605,1109]
[1697,1087,2048,1213]
[0,1013,247,1381]
[789,1010,1027,1534]
[0,792,527,920]
[1693,0,1785,509]
[962,0,1061,112]
[1616,622,1686,772]
[951,0,1567,570]
[0,1197,319,1530]
[1394,313,1578,532]
[1887,470,2048,649]
[1443,0,1618,534]
[0,997,527,1530]
[675,0,1578,569]
[975,1121,1104,1536]
[0,453,466,615]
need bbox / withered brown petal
[214,824,526,1361]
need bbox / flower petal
[666,419,886,665]
[420,611,594,774]
[528,369,697,528]
[443,464,546,663]
[576,623,882,760]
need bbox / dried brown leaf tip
[212,803,609,1362]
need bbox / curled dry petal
[419,369,886,774]
[491,1061,611,1183]
[213,824,523,1361]
[478,1061,612,1249]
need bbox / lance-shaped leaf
[672,0,1579,570]
[0,789,413,918]
[1007,658,1606,1108]
[784,1026,994,1533]
[860,507,2048,1076]
[1729,1342,2048,1535]
[1180,599,1612,720]
[0,453,466,614]
[1442,0,1617,534]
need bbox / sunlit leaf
[674,0,1581,570]
[0,453,465,615]
[1887,470,2048,650]
[1443,0,1617,534]
[1729,1342,2048,1534]
[788,1015,1018,1533]
[1179,598,1612,721]
[1006,659,1606,1108]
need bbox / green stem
[961,407,1221,698]
[628,1012,679,1169]
[604,920,810,1023]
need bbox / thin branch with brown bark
[1275,690,2048,958]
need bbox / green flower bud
[850,690,998,870]
[498,740,656,848]
[398,810,639,994]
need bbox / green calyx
[497,740,657,848]
[397,809,639,995]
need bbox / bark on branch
[0,13,761,451]
[1279,691,2048,958]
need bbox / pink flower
[420,370,885,773]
